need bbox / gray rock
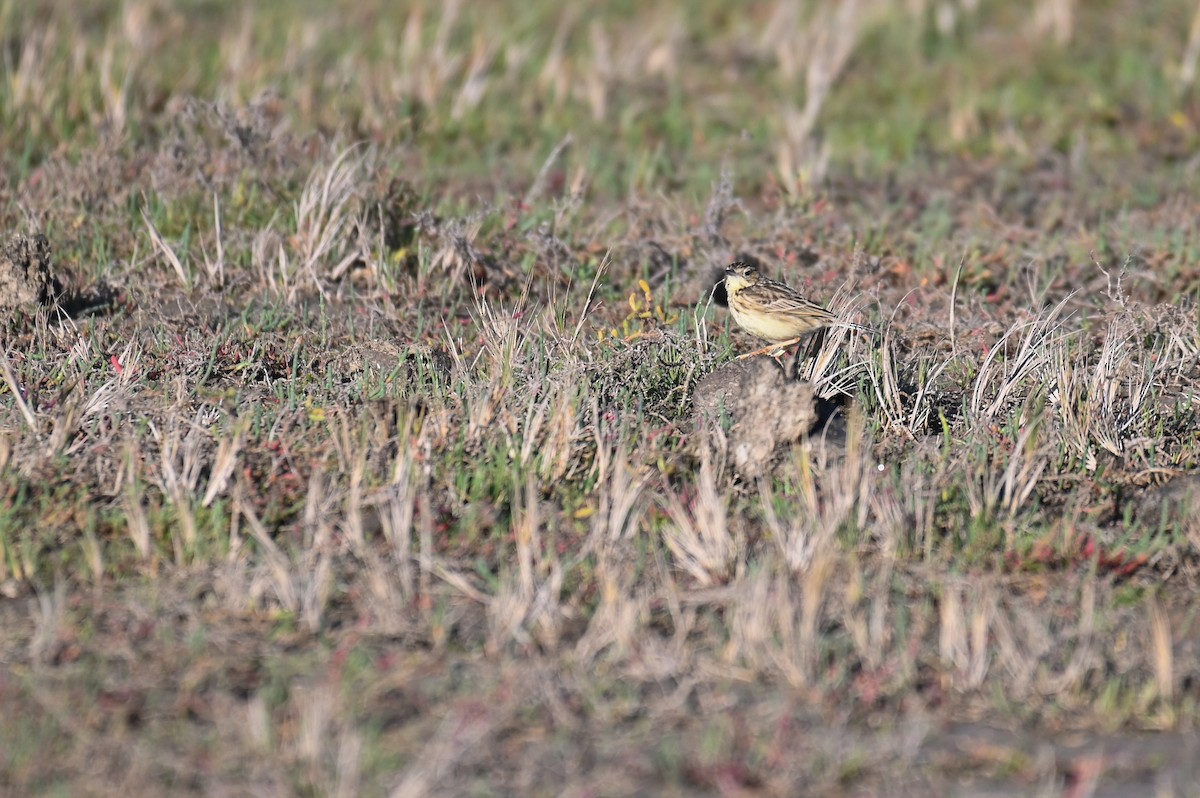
[0,233,58,315]
[693,357,817,479]
[1138,474,1200,537]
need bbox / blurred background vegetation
[4,0,1199,204]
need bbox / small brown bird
[723,261,870,359]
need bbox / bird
[722,261,871,360]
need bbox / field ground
[4,0,1200,795]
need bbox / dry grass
[4,0,1200,795]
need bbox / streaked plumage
[723,261,869,358]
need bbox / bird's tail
[830,320,878,336]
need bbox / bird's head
[725,261,758,279]
[723,261,759,291]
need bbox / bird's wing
[741,282,834,319]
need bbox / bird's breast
[729,299,801,342]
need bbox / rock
[693,357,817,479]
[0,233,59,316]
[336,342,455,390]
[1137,474,1200,537]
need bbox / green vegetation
[3,0,1200,794]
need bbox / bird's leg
[736,337,802,360]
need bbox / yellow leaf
[573,505,595,519]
